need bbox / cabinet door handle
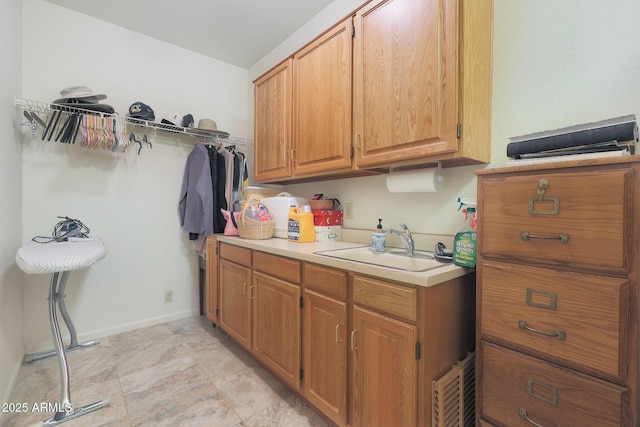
[242,282,246,295]
[350,330,359,351]
[518,320,566,341]
[521,231,569,244]
[335,324,343,344]
[519,408,551,427]
[249,285,255,300]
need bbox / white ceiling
[44,0,335,69]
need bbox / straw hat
[196,118,229,138]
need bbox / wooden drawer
[479,167,630,272]
[480,261,627,381]
[352,275,416,322]
[480,342,628,427]
[253,251,301,284]
[303,263,347,299]
[219,243,252,267]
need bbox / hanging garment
[207,145,228,234]
[179,144,214,239]
[232,150,248,209]
[217,145,235,212]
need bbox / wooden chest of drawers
[476,157,640,426]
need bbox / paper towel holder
[388,161,443,174]
[386,162,445,193]
[388,161,445,182]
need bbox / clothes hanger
[129,133,152,155]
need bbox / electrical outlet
[164,290,173,303]
[345,202,353,219]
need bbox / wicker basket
[237,201,275,239]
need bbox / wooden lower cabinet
[219,258,252,350]
[216,243,475,426]
[302,263,348,426]
[252,271,301,390]
[351,305,417,427]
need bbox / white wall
[20,0,250,352]
[0,0,24,408]
[252,0,640,237]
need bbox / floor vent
[431,351,476,427]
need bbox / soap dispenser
[371,218,386,253]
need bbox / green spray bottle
[453,197,478,268]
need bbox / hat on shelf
[52,85,114,114]
[157,112,183,131]
[161,112,182,126]
[195,118,230,138]
[128,102,155,121]
[182,114,194,128]
[58,85,107,101]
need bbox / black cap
[128,102,155,121]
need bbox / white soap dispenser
[371,218,386,253]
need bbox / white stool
[16,238,110,426]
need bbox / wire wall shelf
[15,97,253,154]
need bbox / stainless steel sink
[314,246,447,272]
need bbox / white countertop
[215,235,473,288]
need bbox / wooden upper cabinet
[353,0,493,168]
[254,0,493,183]
[254,59,293,182]
[292,18,353,178]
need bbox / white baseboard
[23,308,200,355]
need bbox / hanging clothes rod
[15,97,253,147]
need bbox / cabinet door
[205,236,218,324]
[303,289,347,426]
[254,59,293,182]
[353,0,458,168]
[351,305,417,427]
[252,271,301,390]
[219,259,252,350]
[292,18,353,177]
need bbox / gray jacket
[179,144,213,237]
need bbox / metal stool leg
[40,271,110,426]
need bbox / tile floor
[2,315,333,427]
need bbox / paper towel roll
[386,168,444,193]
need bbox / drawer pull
[519,408,552,427]
[526,288,557,311]
[527,379,558,406]
[518,320,566,341]
[521,231,569,244]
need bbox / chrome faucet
[387,223,415,256]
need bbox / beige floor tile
[2,315,330,427]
